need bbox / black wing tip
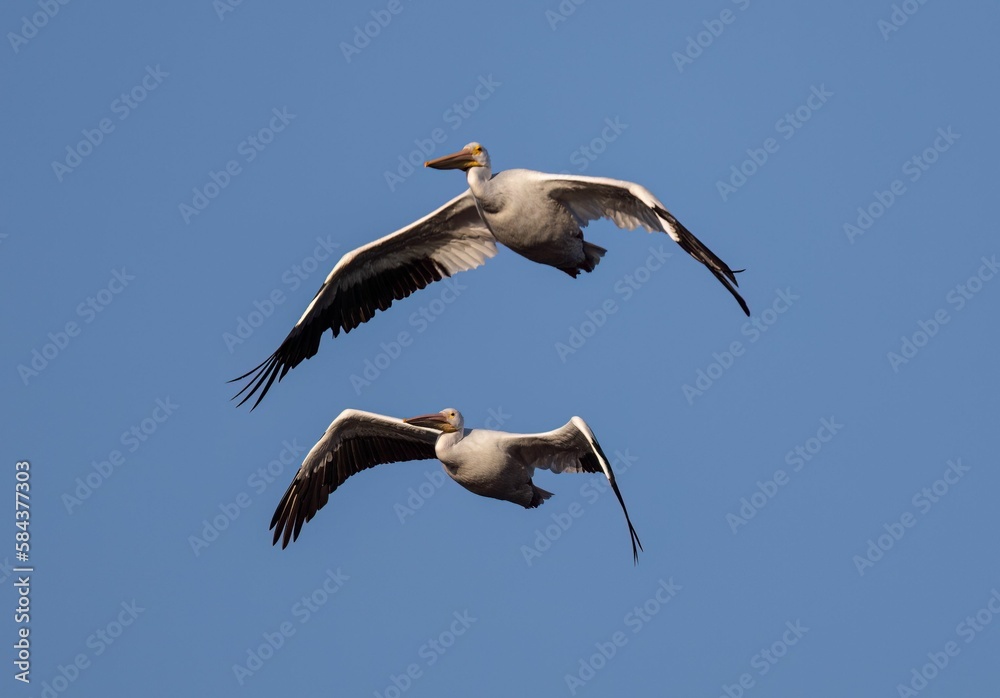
[706,266,750,316]
[697,249,750,316]
[631,525,644,565]
[227,353,272,384]
[608,478,642,566]
[230,351,285,411]
[280,499,298,549]
[654,206,750,316]
[271,525,286,548]
[272,513,300,549]
[269,514,291,548]
[273,491,323,549]
[581,427,643,566]
[728,279,751,316]
[268,501,284,535]
[269,479,300,548]
[269,509,287,548]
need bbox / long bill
[424,148,477,170]
[403,413,457,432]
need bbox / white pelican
[270,408,643,563]
[233,143,748,408]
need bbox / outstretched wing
[270,409,440,548]
[233,191,497,409]
[502,417,643,564]
[534,172,749,316]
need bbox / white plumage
[270,408,643,563]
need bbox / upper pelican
[269,407,642,563]
[233,142,749,408]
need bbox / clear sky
[3,1,999,696]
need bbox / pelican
[233,142,748,408]
[270,408,643,563]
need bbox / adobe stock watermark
[716,84,833,202]
[565,117,628,172]
[852,458,969,576]
[894,586,999,697]
[31,600,145,696]
[0,557,16,585]
[716,620,809,698]
[555,245,673,362]
[233,568,349,685]
[878,0,931,40]
[564,578,681,695]
[842,126,960,243]
[373,610,477,698]
[51,65,168,182]
[178,107,296,224]
[348,277,469,394]
[340,0,410,62]
[726,416,844,534]
[681,287,799,405]
[222,236,339,354]
[383,74,501,192]
[188,437,307,556]
[17,267,136,387]
[521,449,639,565]
[61,397,179,515]
[886,254,996,372]
[395,407,511,524]
[672,0,752,73]
[545,0,588,30]
[213,0,247,21]
[7,0,73,54]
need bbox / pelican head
[425,143,490,173]
[404,408,463,433]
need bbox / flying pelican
[233,142,748,408]
[270,408,643,563]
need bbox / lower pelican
[270,408,642,563]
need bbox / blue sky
[3,1,999,696]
